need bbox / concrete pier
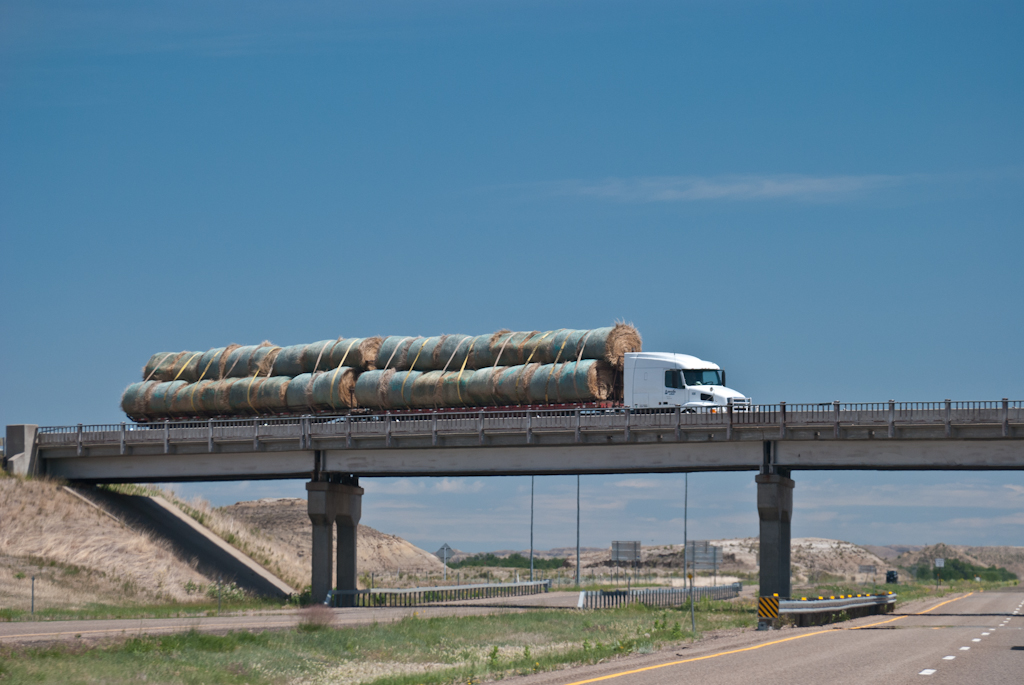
[306,480,363,605]
[756,473,794,599]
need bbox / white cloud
[795,481,1024,511]
[552,173,906,203]
[362,479,426,495]
[433,478,486,494]
[613,478,663,489]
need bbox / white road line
[919,669,937,676]
[960,647,970,651]
[972,638,981,642]
[982,632,990,635]
[942,656,955,660]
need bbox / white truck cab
[623,352,750,409]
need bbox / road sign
[687,541,722,570]
[612,541,640,563]
[858,565,877,574]
[935,558,945,568]
[757,596,780,619]
[435,544,454,563]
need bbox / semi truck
[123,328,751,421]
[623,352,750,410]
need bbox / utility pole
[576,474,581,587]
[530,475,535,582]
[685,473,695,631]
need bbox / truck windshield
[683,370,723,386]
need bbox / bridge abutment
[756,472,794,599]
[306,480,363,605]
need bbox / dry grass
[105,484,307,591]
[296,604,335,632]
[0,476,209,606]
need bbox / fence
[577,582,742,609]
[758,592,898,628]
[326,580,551,607]
[36,399,1023,452]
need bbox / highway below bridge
[5,399,1023,604]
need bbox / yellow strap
[455,340,476,405]
[189,353,220,412]
[440,336,469,374]
[434,336,468,409]
[329,366,345,410]
[572,331,595,399]
[312,340,337,376]
[492,334,513,368]
[172,352,202,381]
[544,334,571,403]
[337,338,358,368]
[400,339,428,397]
[246,371,260,412]
[515,330,554,396]
[382,336,414,371]
[329,338,359,409]
[144,352,174,383]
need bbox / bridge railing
[577,582,742,610]
[327,579,551,608]
[34,399,1022,447]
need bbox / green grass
[4,581,1013,684]
[0,600,755,685]
[0,597,284,623]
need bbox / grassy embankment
[3,580,1013,685]
[0,598,750,684]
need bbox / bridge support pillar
[4,425,40,476]
[307,480,363,606]
[757,473,794,599]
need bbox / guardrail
[325,580,551,607]
[577,582,742,610]
[757,592,897,628]
[33,399,1023,454]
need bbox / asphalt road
[3,589,1021,685]
[0,590,582,645]
[516,590,1024,685]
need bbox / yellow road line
[564,592,976,685]
[561,631,833,685]
[914,593,973,614]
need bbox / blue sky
[2,1,1021,552]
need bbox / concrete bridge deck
[11,400,1023,482]
[5,399,1022,604]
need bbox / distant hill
[893,543,1024,580]
[221,498,444,578]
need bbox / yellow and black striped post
[757,594,780,630]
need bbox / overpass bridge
[6,399,1023,604]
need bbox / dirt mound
[862,544,923,561]
[221,498,444,575]
[893,543,1024,579]
[0,476,210,609]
